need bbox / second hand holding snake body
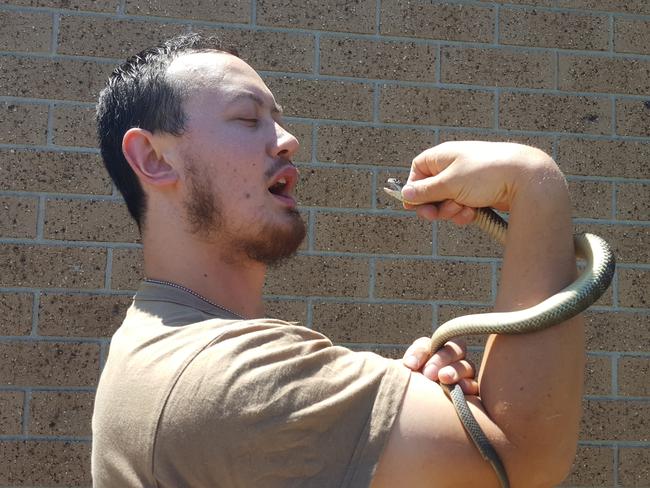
[383,178,615,488]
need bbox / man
[93,34,583,487]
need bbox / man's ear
[122,128,179,187]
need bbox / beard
[183,160,306,266]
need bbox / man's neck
[142,232,267,320]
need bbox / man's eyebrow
[229,91,283,114]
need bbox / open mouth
[268,177,289,197]
[267,165,299,207]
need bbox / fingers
[421,339,467,378]
[453,378,480,396]
[403,338,478,395]
[402,175,451,205]
[406,199,476,225]
[402,337,433,371]
[436,200,475,225]
[437,360,475,384]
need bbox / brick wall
[0,0,648,486]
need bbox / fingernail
[404,355,419,369]
[402,185,415,200]
[423,363,438,379]
[440,367,457,383]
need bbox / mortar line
[0,191,123,201]
[0,385,96,392]
[0,97,95,107]
[118,0,127,15]
[612,266,619,308]
[0,335,108,344]
[611,95,618,136]
[491,261,499,302]
[2,3,650,35]
[30,291,40,337]
[0,237,142,249]
[261,296,650,314]
[551,135,559,161]
[372,82,380,123]
[375,0,381,35]
[250,0,257,25]
[584,395,650,401]
[0,143,100,154]
[435,43,441,83]
[553,50,559,90]
[0,434,92,442]
[307,209,316,251]
[611,353,619,395]
[45,103,55,146]
[368,257,376,299]
[493,3,500,45]
[283,119,650,141]
[313,32,320,76]
[306,299,314,329]
[310,123,318,163]
[21,389,31,436]
[294,250,496,263]
[99,339,110,371]
[50,13,60,55]
[266,296,491,307]
[370,170,378,210]
[2,118,650,145]
[431,221,438,257]
[611,182,618,220]
[105,248,113,290]
[6,48,650,97]
[431,303,439,334]
[613,444,620,487]
[493,88,499,130]
[0,287,134,296]
[36,195,46,240]
[571,440,649,448]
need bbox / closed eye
[239,118,258,126]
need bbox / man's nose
[270,123,300,160]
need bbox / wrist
[510,155,570,213]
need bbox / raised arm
[371,142,584,488]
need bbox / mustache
[264,159,295,180]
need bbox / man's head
[97,33,306,265]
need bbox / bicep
[371,372,512,488]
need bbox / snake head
[383,178,406,202]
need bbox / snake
[383,177,616,488]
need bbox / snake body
[383,178,616,488]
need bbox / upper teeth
[277,178,287,185]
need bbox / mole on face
[245,193,251,199]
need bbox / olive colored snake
[383,178,616,488]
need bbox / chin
[244,211,306,266]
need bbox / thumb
[401,175,451,205]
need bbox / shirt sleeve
[152,319,411,488]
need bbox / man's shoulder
[153,319,410,487]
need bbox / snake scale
[383,178,616,488]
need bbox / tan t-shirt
[92,282,411,487]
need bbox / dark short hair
[96,33,238,232]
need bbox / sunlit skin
[119,51,476,392]
[371,142,583,488]
[118,50,584,486]
[121,52,306,319]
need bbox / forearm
[478,159,585,483]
